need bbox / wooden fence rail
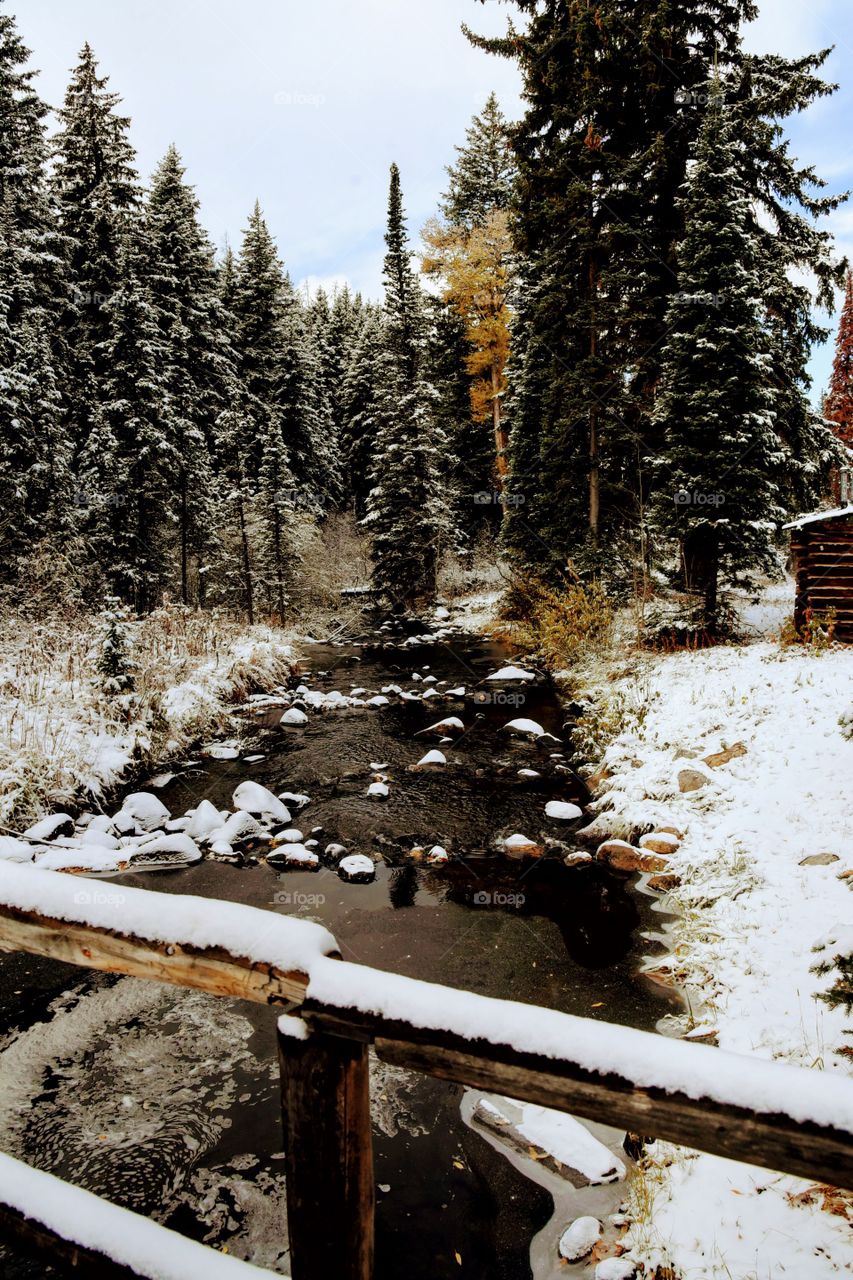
[0,868,851,1280]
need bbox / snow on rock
[207,810,267,847]
[23,813,74,841]
[0,837,35,863]
[594,1260,636,1280]
[116,792,170,832]
[204,743,240,760]
[0,1150,283,1280]
[517,1106,624,1183]
[279,791,311,810]
[558,1216,601,1261]
[274,828,304,844]
[35,847,126,873]
[500,717,547,738]
[367,695,390,708]
[338,854,376,883]
[486,666,536,682]
[517,768,540,779]
[232,781,290,824]
[418,716,464,736]
[325,843,348,860]
[367,781,389,799]
[280,707,308,727]
[504,833,539,854]
[130,833,202,865]
[185,799,224,841]
[414,749,447,769]
[267,844,319,870]
[545,800,583,822]
[79,827,121,850]
[427,845,449,864]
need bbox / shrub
[498,572,613,669]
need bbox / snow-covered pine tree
[51,43,138,448]
[340,304,385,519]
[440,91,514,230]
[825,271,853,453]
[652,88,783,631]
[82,220,175,612]
[363,165,449,607]
[95,595,136,695]
[145,145,229,604]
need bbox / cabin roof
[783,504,853,532]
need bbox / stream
[0,622,680,1279]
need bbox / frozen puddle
[461,1091,630,1278]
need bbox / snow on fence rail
[0,863,851,1280]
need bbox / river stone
[677,766,710,793]
[639,831,680,855]
[559,1216,601,1261]
[596,841,668,873]
[648,872,682,892]
[117,792,170,832]
[266,844,319,870]
[280,707,308,726]
[799,852,840,866]
[703,741,747,768]
[338,854,376,883]
[545,800,583,822]
[564,851,593,868]
[24,813,74,841]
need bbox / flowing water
[0,624,680,1278]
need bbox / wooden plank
[0,1203,145,1278]
[278,1024,374,1280]
[0,905,310,1005]
[373,1037,853,1189]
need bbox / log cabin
[785,469,853,641]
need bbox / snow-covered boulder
[279,791,311,809]
[367,695,390,707]
[504,833,541,856]
[204,743,240,760]
[558,1216,601,1261]
[23,814,74,841]
[0,837,35,863]
[280,707,308,727]
[414,749,447,769]
[545,800,583,822]
[639,831,679,854]
[418,716,464,737]
[517,768,540,779]
[267,844,319,870]
[325,843,348,860]
[186,798,224,841]
[232,781,291,824]
[35,847,124,872]
[427,845,449,864]
[274,828,304,844]
[208,810,267,847]
[486,666,536,682]
[80,826,121,850]
[128,833,202,867]
[117,792,170,832]
[338,854,376,883]
[500,717,547,738]
[367,781,389,799]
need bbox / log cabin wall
[791,513,853,640]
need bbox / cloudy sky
[13,0,853,395]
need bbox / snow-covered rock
[325,843,348,859]
[367,695,390,707]
[517,768,540,779]
[207,810,267,847]
[0,837,35,863]
[545,800,583,822]
[232,781,291,824]
[267,844,319,869]
[427,845,449,864]
[186,798,224,841]
[80,826,121,850]
[117,792,170,832]
[274,828,304,844]
[415,749,447,769]
[280,707,308,727]
[594,1259,636,1280]
[279,791,311,810]
[367,781,389,799]
[129,834,202,866]
[500,717,547,738]
[419,716,464,736]
[204,743,240,760]
[486,666,536,682]
[504,833,539,855]
[35,847,124,872]
[338,854,376,883]
[23,814,74,841]
[558,1216,601,1261]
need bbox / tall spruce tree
[652,90,783,630]
[364,165,449,607]
[824,271,853,453]
[341,304,384,518]
[146,145,228,603]
[51,43,138,447]
[440,90,514,229]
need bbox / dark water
[0,627,678,1279]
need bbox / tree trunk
[683,526,719,631]
[237,494,254,626]
[588,257,600,540]
[492,363,509,519]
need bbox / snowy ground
[576,582,853,1277]
[0,608,295,828]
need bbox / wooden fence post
[278,1020,374,1280]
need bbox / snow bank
[0,1151,284,1279]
